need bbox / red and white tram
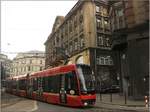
[6,64,96,107]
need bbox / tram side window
[48,75,60,93]
[12,80,17,89]
[42,77,49,92]
[33,78,38,91]
[19,79,26,90]
[65,71,78,95]
[8,80,13,89]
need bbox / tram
[6,64,96,107]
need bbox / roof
[14,50,45,59]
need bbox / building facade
[109,0,149,99]
[45,0,118,90]
[45,0,149,98]
[11,50,45,77]
[0,53,12,86]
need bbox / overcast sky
[1,1,77,59]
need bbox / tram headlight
[84,102,88,106]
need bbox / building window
[69,20,72,33]
[69,42,73,53]
[62,27,65,36]
[106,38,110,47]
[65,23,68,35]
[61,33,64,42]
[119,16,124,28]
[103,8,107,16]
[115,8,125,29]
[74,15,77,28]
[105,58,109,65]
[30,60,32,64]
[111,17,114,31]
[65,49,68,55]
[104,19,109,30]
[80,34,85,48]
[21,67,23,72]
[107,56,113,65]
[40,67,42,71]
[40,60,42,64]
[79,12,83,32]
[53,38,55,46]
[65,44,68,55]
[97,35,104,46]
[31,66,33,71]
[79,8,83,23]
[63,25,66,35]
[28,66,30,71]
[96,18,102,28]
[74,39,78,51]
[56,37,59,43]
[79,14,83,23]
[24,67,26,72]
[96,6,100,13]
[97,56,113,65]
[100,57,104,65]
[117,9,123,16]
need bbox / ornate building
[11,50,45,76]
[45,0,117,90]
[0,53,12,81]
[109,0,149,99]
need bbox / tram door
[27,78,33,98]
[60,75,67,104]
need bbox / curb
[95,102,149,112]
[97,101,145,107]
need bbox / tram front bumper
[81,99,96,106]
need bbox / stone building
[11,50,45,76]
[45,0,117,89]
[0,53,12,80]
[45,0,149,98]
[109,0,149,99]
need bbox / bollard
[110,93,112,102]
[124,92,127,104]
[100,93,102,101]
[145,96,149,108]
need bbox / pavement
[1,92,23,108]
[1,92,149,112]
[95,93,149,112]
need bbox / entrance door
[59,75,67,104]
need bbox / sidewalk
[95,93,149,112]
[1,93,22,108]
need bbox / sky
[1,1,78,59]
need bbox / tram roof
[10,64,91,80]
[31,64,77,78]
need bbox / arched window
[76,55,84,64]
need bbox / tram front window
[77,65,95,94]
